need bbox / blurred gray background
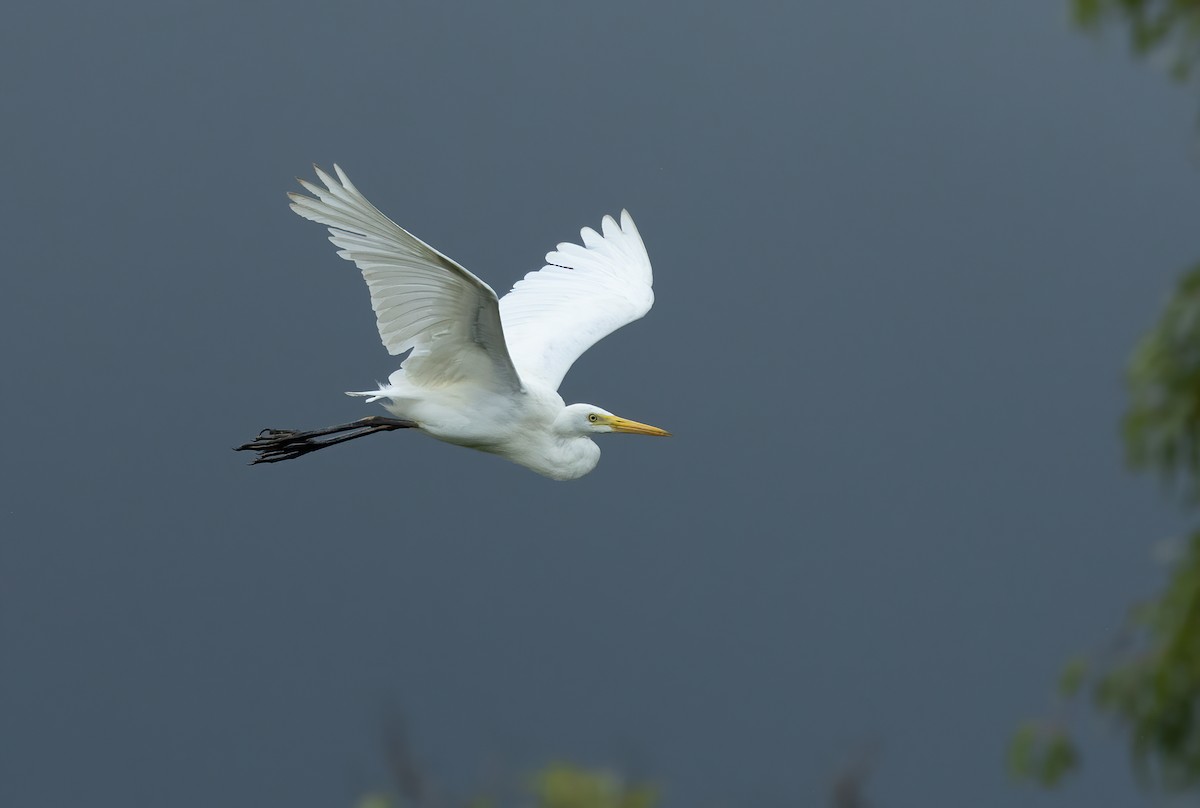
[2,1,1195,805]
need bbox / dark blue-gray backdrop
[2,2,1196,806]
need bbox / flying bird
[237,165,669,480]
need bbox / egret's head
[557,404,672,438]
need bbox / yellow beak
[602,415,672,437]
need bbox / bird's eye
[588,414,599,423]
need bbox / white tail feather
[346,387,391,403]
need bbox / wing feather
[289,165,522,392]
[499,210,654,391]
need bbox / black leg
[235,415,417,464]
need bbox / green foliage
[531,764,659,808]
[1125,265,1200,496]
[1071,0,1200,79]
[355,795,396,808]
[1011,8,1200,791]
[1058,657,1090,699]
[1009,722,1080,786]
[1102,266,1200,789]
[1093,532,1200,789]
[357,762,658,808]
[1013,264,1200,792]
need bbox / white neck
[508,434,602,481]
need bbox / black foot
[235,416,417,464]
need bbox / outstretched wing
[289,165,522,393]
[499,211,654,391]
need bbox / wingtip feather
[313,164,338,191]
[296,178,324,196]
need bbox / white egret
[237,165,669,480]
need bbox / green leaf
[1041,734,1080,786]
[1007,723,1079,787]
[531,763,660,808]
[1007,723,1039,780]
[1072,0,1104,28]
[1059,657,1089,698]
[355,794,393,808]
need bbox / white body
[377,378,598,480]
[288,166,667,480]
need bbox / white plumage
[500,207,654,391]
[259,165,669,480]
